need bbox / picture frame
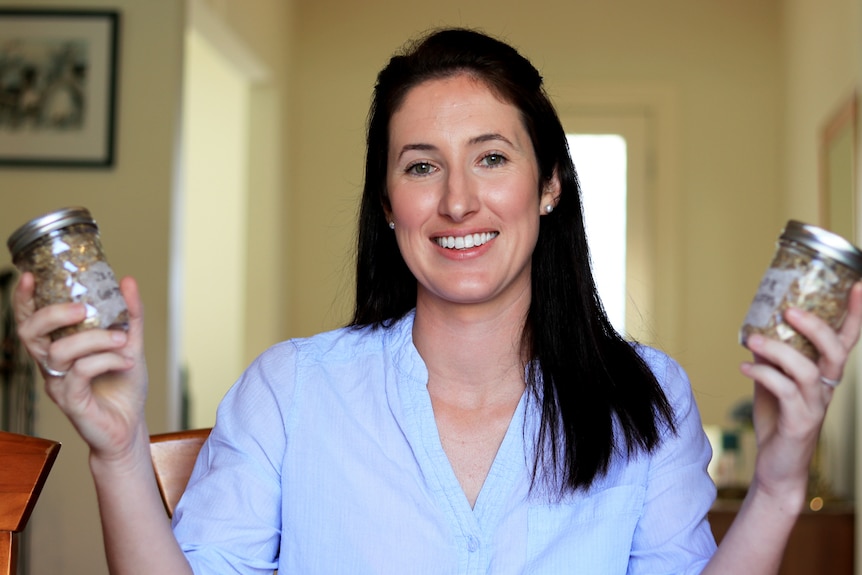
[0,9,119,168]
[819,91,858,242]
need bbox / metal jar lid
[6,207,98,258]
[781,220,862,275]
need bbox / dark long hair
[351,28,675,494]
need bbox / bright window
[566,134,627,334]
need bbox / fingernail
[785,308,802,320]
[111,330,127,343]
[747,334,764,348]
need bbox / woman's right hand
[13,272,149,461]
[17,273,195,574]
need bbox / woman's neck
[412,296,529,407]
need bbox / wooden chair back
[149,428,211,518]
[0,431,61,575]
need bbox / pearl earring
[545,204,554,214]
[389,221,395,230]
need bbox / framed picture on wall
[0,9,120,168]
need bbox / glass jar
[740,220,862,361]
[6,207,129,340]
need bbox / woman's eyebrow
[468,132,513,147]
[396,143,436,161]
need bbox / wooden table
[708,498,854,575]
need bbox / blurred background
[0,0,858,572]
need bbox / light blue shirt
[173,311,717,574]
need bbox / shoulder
[246,312,415,384]
[632,344,686,380]
[256,319,405,370]
[631,343,694,411]
[215,318,410,431]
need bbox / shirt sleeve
[627,348,718,575]
[171,341,298,574]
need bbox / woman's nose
[439,170,479,221]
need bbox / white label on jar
[743,267,801,327]
[78,261,126,327]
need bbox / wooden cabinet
[708,499,854,575]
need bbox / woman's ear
[539,171,561,215]
[382,197,393,224]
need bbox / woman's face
[386,73,559,314]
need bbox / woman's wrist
[742,476,807,521]
[88,420,152,477]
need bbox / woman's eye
[407,162,434,175]
[482,153,506,167]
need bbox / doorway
[180,25,249,428]
[564,113,652,343]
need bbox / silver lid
[781,220,862,274]
[7,207,98,258]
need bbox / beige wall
[783,0,860,220]
[182,27,250,428]
[191,0,293,367]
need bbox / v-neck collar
[387,311,529,536]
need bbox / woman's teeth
[435,232,498,250]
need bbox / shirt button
[467,535,480,552]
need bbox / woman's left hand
[741,281,862,505]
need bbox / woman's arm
[90,420,193,575]
[701,282,862,575]
[14,273,193,575]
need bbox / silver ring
[41,361,67,378]
[819,375,841,388]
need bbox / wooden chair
[0,431,61,575]
[149,428,211,518]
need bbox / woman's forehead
[389,75,525,144]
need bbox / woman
[14,28,862,574]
